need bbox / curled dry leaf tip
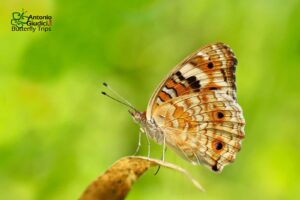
[80,156,204,200]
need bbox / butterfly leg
[133,131,142,155]
[162,134,166,162]
[145,133,151,159]
[154,145,167,175]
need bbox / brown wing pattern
[146,42,238,119]
[152,91,245,172]
[146,43,245,172]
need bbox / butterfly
[103,42,245,172]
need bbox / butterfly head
[129,110,146,124]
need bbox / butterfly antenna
[101,91,138,111]
[102,82,135,108]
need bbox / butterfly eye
[207,62,214,69]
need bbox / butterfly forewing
[146,43,245,172]
[147,42,238,119]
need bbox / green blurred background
[1,0,300,199]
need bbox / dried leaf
[80,156,204,200]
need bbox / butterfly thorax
[129,110,164,144]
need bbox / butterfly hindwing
[152,91,245,172]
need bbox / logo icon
[11,9,29,28]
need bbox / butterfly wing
[152,91,245,172]
[146,43,245,172]
[146,42,238,119]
